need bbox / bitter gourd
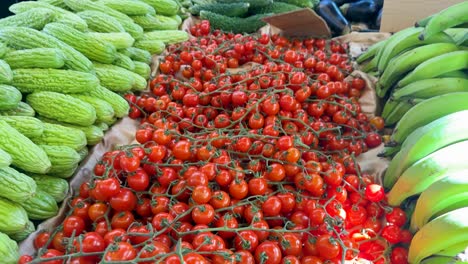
[139,0,179,16]
[0,120,51,174]
[133,61,151,79]
[250,2,301,14]
[0,60,12,85]
[98,0,156,16]
[0,85,21,111]
[140,30,189,45]
[0,8,55,30]
[27,91,97,126]
[30,175,69,202]
[0,116,44,138]
[0,166,37,203]
[44,23,117,64]
[4,48,65,69]
[77,10,125,33]
[190,3,250,17]
[19,190,59,220]
[0,42,7,58]
[77,147,89,161]
[96,63,147,91]
[0,102,35,117]
[0,198,29,235]
[0,149,12,168]
[93,63,134,92]
[70,95,115,124]
[121,47,151,63]
[134,39,166,54]
[38,0,68,9]
[9,1,88,31]
[0,232,20,263]
[38,116,105,146]
[87,86,129,118]
[114,53,135,71]
[39,145,80,178]
[31,122,87,150]
[0,27,93,72]
[12,68,99,94]
[8,221,35,243]
[200,11,271,33]
[87,32,134,49]
[170,14,182,25]
[217,0,272,8]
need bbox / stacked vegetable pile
[17,21,416,264]
[0,0,189,254]
[358,2,468,263]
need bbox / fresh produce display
[0,0,189,252]
[17,20,422,264]
[357,3,468,263]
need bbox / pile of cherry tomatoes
[21,21,410,264]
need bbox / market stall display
[0,0,466,263]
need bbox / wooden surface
[262,8,331,38]
[380,0,466,33]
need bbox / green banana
[392,78,468,100]
[384,99,419,126]
[421,256,466,264]
[436,240,468,257]
[415,15,434,27]
[420,1,468,40]
[377,29,454,73]
[410,172,468,231]
[409,207,468,264]
[373,27,419,70]
[378,146,400,158]
[381,99,399,119]
[375,43,458,98]
[391,92,468,145]
[387,140,468,206]
[432,199,468,221]
[444,28,468,46]
[361,55,378,73]
[439,71,468,79]
[383,150,403,189]
[398,51,468,88]
[356,39,388,64]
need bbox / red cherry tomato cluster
[21,22,409,264]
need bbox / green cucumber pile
[0,0,189,255]
[187,0,319,33]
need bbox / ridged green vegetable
[70,94,115,124]
[4,48,65,69]
[217,0,273,8]
[131,14,179,30]
[0,149,11,167]
[19,190,59,220]
[9,1,88,31]
[0,8,55,30]
[96,122,109,131]
[40,145,80,178]
[77,10,125,33]
[77,147,89,161]
[0,85,21,111]
[27,91,97,126]
[114,53,135,71]
[190,3,250,17]
[200,11,270,33]
[0,197,29,235]
[44,23,117,64]
[250,2,301,14]
[64,0,144,38]
[134,39,165,54]
[98,0,156,15]
[0,232,19,263]
[9,221,35,243]
[12,69,99,94]
[132,73,148,91]
[133,61,151,79]
[93,63,134,92]
[87,86,129,117]
[30,175,69,202]
[0,61,12,85]
[277,0,316,7]
[87,32,134,49]
[121,47,151,63]
[0,102,35,117]
[0,120,51,173]
[38,0,68,8]
[32,122,87,150]
[140,30,189,44]
[0,116,44,138]
[139,0,179,15]
[0,167,37,202]
[0,27,93,72]
[37,116,104,146]
[0,42,7,58]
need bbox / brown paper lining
[19,19,392,258]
